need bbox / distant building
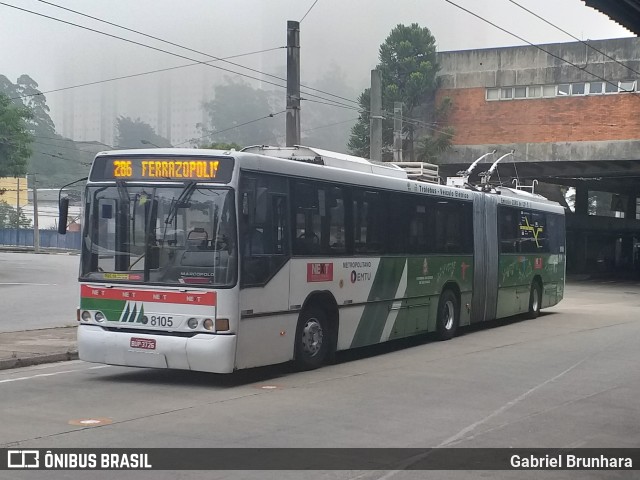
[0,177,28,209]
[21,189,82,231]
[433,36,640,273]
[52,67,218,147]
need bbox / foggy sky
[0,0,633,136]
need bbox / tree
[347,89,371,157]
[14,75,56,136]
[0,200,32,228]
[201,141,243,150]
[115,116,172,149]
[348,23,454,161]
[0,74,88,188]
[415,97,454,162]
[0,93,32,177]
[201,78,283,146]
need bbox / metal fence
[0,229,81,250]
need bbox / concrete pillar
[626,193,637,220]
[622,193,638,270]
[575,185,589,215]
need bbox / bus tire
[436,290,459,341]
[294,306,330,370]
[526,281,542,319]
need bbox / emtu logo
[8,450,39,468]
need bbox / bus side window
[290,182,346,256]
[498,207,519,254]
[240,173,290,286]
[352,190,385,254]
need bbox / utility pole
[16,176,20,245]
[286,20,301,146]
[370,69,382,161]
[393,102,403,162]
[31,174,40,253]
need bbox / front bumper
[78,325,237,373]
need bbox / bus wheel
[436,290,459,341]
[526,282,542,319]
[295,307,329,370]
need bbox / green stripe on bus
[80,298,127,322]
[350,257,406,348]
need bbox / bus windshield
[80,184,237,287]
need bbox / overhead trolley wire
[9,47,286,102]
[507,0,640,78]
[442,0,636,96]
[0,1,453,145]
[300,0,320,23]
[173,110,287,146]
[33,0,360,107]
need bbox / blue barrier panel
[0,229,81,250]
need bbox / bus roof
[91,147,564,214]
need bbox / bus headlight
[94,311,105,323]
[187,318,199,329]
[81,311,92,322]
[203,318,214,331]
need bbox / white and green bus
[64,145,565,373]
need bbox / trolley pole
[286,20,301,146]
[370,69,383,161]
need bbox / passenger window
[292,182,345,256]
[352,190,385,254]
[434,200,473,254]
[498,207,519,253]
[239,173,289,286]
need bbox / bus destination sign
[90,156,234,182]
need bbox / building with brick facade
[432,37,640,274]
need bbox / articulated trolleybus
[66,146,565,373]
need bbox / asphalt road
[0,251,79,332]
[1,279,639,479]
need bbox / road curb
[0,351,79,371]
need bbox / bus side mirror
[58,197,69,234]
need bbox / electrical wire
[442,0,633,95]
[1,1,455,148]
[300,0,320,23]
[249,116,361,145]
[31,0,360,107]
[9,47,285,102]
[507,0,640,78]
[173,110,286,146]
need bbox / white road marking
[436,357,588,448]
[0,365,110,384]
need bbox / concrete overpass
[432,37,640,274]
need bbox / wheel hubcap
[301,319,323,357]
[443,300,454,330]
[532,289,539,311]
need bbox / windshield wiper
[165,181,196,225]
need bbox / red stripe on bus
[81,285,216,305]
